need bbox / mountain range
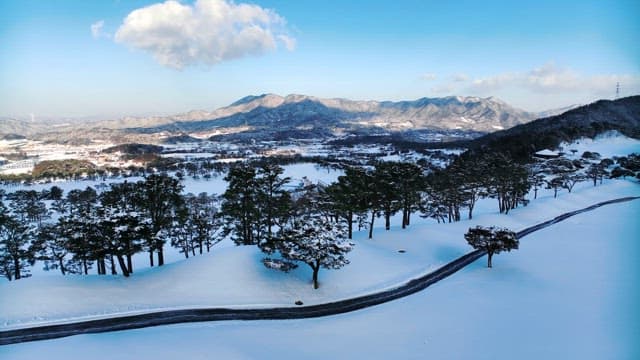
[465,95,640,160]
[1,94,574,143]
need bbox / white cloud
[460,62,640,96]
[420,73,437,81]
[278,34,296,51]
[425,63,640,110]
[452,73,469,82]
[91,20,107,39]
[114,0,295,69]
[469,72,517,92]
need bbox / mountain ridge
[124,94,538,137]
[0,94,562,142]
[464,95,640,160]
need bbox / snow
[561,130,640,159]
[1,133,639,358]
[1,182,638,359]
[1,179,638,331]
[160,152,217,159]
[535,149,559,156]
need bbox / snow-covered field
[1,133,639,358]
[1,181,638,359]
[561,130,640,159]
[1,179,638,329]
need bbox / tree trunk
[58,257,66,276]
[402,209,407,229]
[83,259,88,275]
[117,255,130,277]
[312,263,320,289]
[110,255,117,275]
[487,252,493,268]
[385,210,391,231]
[149,250,154,267]
[13,257,21,280]
[127,254,133,274]
[347,211,353,239]
[368,210,376,239]
[158,246,164,266]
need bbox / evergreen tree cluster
[0,174,221,280]
[2,146,636,284]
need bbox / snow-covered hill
[2,177,638,330]
[3,195,636,359]
[1,95,538,141]
[132,93,537,134]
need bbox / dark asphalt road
[1,196,637,346]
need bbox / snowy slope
[560,130,640,159]
[1,188,638,360]
[2,179,639,330]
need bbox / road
[1,196,638,346]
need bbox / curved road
[1,196,638,346]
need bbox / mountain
[0,94,540,142]
[536,104,582,118]
[0,118,42,137]
[126,94,537,138]
[465,95,640,160]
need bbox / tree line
[0,174,218,280]
[2,150,636,286]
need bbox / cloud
[420,73,437,81]
[469,72,517,92]
[114,0,295,69]
[461,62,640,96]
[452,73,469,82]
[278,35,296,51]
[425,63,640,110]
[91,20,107,39]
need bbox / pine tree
[63,187,99,274]
[373,162,402,231]
[545,176,564,198]
[264,213,353,289]
[137,174,184,266]
[0,213,36,280]
[256,163,291,242]
[188,193,223,253]
[326,167,369,239]
[585,163,605,185]
[394,162,424,228]
[485,153,530,214]
[9,190,49,226]
[221,164,260,245]
[98,182,147,276]
[464,226,518,268]
[33,223,74,275]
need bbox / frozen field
[1,133,639,358]
[1,182,638,359]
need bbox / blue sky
[1,0,639,119]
